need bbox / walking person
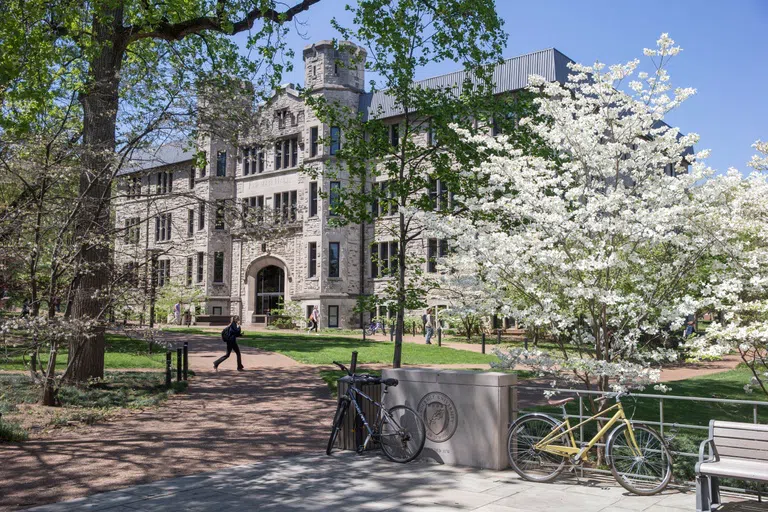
[424,308,435,345]
[20,300,29,318]
[307,306,320,334]
[214,316,245,371]
[174,302,181,325]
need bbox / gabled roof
[358,48,574,120]
[118,144,194,176]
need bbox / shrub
[0,417,28,442]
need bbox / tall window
[328,242,340,278]
[156,171,172,194]
[428,178,451,211]
[372,181,397,217]
[257,146,265,173]
[427,238,448,273]
[196,252,204,283]
[242,147,252,176]
[310,126,319,157]
[188,167,195,189]
[156,259,170,287]
[308,242,317,278]
[198,201,205,230]
[199,150,207,177]
[124,217,141,244]
[126,176,141,198]
[330,126,341,155]
[187,210,194,237]
[371,241,398,278]
[216,151,227,177]
[328,305,339,328]
[186,257,193,286]
[291,138,298,167]
[213,252,224,283]
[273,191,297,223]
[243,196,265,225]
[309,182,318,217]
[428,121,437,146]
[155,213,172,241]
[215,200,225,230]
[329,181,341,216]
[389,123,399,148]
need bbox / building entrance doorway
[255,265,284,315]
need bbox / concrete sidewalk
[26,452,762,511]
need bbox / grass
[236,330,499,365]
[0,371,187,442]
[0,334,167,371]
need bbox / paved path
[0,334,334,511]
[25,452,763,512]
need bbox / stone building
[114,41,573,328]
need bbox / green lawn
[236,330,499,365]
[0,335,167,371]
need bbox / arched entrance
[254,265,284,315]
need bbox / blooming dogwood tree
[429,35,717,395]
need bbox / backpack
[221,326,232,343]
[421,314,427,324]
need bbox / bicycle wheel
[326,396,350,455]
[378,405,426,463]
[507,414,567,482]
[607,423,672,495]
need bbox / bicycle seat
[382,378,398,387]
[547,397,574,406]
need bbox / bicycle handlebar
[333,361,351,375]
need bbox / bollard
[482,332,486,354]
[176,347,182,382]
[362,328,366,341]
[390,327,394,342]
[437,328,442,347]
[497,329,501,345]
[183,342,188,381]
[412,323,416,336]
[350,351,358,375]
[165,351,172,387]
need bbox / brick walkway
[0,334,334,511]
[25,452,763,512]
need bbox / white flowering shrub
[428,34,719,394]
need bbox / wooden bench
[696,420,768,512]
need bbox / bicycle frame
[343,380,389,451]
[535,401,642,461]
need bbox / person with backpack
[307,306,320,334]
[423,308,435,345]
[214,316,245,371]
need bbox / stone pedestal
[381,368,517,470]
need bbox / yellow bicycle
[507,392,672,495]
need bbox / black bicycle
[326,361,426,463]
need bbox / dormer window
[276,108,289,129]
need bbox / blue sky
[240,0,767,173]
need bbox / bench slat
[713,420,768,433]
[714,437,768,452]
[714,427,768,443]
[716,445,768,461]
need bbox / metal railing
[510,385,768,491]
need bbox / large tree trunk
[67,5,125,382]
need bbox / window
[212,306,222,316]
[328,242,340,278]
[124,217,141,244]
[428,178,452,211]
[334,62,338,75]
[371,241,398,278]
[156,259,170,287]
[329,181,341,216]
[199,151,207,178]
[275,142,282,170]
[330,126,341,155]
[389,124,399,148]
[242,147,251,176]
[187,210,194,237]
[273,191,297,223]
[310,126,319,157]
[189,167,195,189]
[154,213,172,242]
[308,242,317,278]
[213,252,224,283]
[372,181,397,217]
[198,201,205,230]
[216,151,227,177]
[243,196,264,225]
[126,176,141,198]
[328,305,339,328]
[257,146,265,173]
[156,171,172,195]
[427,238,448,273]
[122,262,139,287]
[215,200,225,230]
[309,182,318,217]
[196,252,204,283]
[291,138,298,167]
[428,121,437,146]
[186,257,193,286]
